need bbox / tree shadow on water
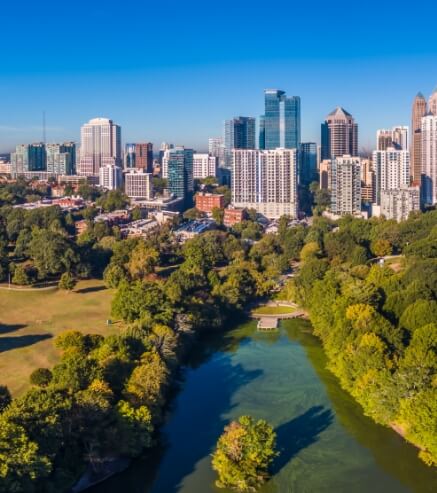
[272,405,334,475]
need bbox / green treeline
[0,220,291,492]
[290,211,437,466]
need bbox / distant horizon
[1,1,437,154]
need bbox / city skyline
[1,1,437,153]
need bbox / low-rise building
[119,218,159,238]
[195,192,224,213]
[94,209,130,225]
[224,207,246,227]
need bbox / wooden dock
[257,317,279,330]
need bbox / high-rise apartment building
[158,142,174,165]
[299,142,318,186]
[167,147,194,208]
[361,159,375,203]
[330,155,361,215]
[231,148,298,219]
[11,143,46,175]
[428,88,437,116]
[381,187,420,222]
[193,153,218,179]
[411,93,427,184]
[376,127,408,151]
[99,164,123,190]
[260,90,301,150]
[46,142,76,175]
[125,169,153,199]
[125,143,153,173]
[421,114,437,205]
[321,107,358,160]
[78,118,121,176]
[372,148,410,204]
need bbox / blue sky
[1,0,437,153]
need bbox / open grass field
[252,305,296,315]
[0,279,120,396]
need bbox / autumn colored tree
[212,415,277,492]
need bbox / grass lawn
[253,305,296,315]
[0,279,120,396]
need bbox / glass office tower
[262,89,301,150]
[168,147,194,209]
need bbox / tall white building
[99,164,123,190]
[330,155,361,215]
[78,118,122,176]
[372,148,410,204]
[376,126,409,151]
[381,187,420,222]
[231,148,298,219]
[125,169,153,199]
[422,114,437,205]
[193,153,218,179]
[161,149,170,179]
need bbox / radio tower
[42,110,46,143]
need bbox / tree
[0,385,11,412]
[123,350,169,421]
[300,241,320,262]
[0,418,52,491]
[183,207,202,220]
[28,228,78,279]
[58,272,76,291]
[212,415,277,492]
[115,400,154,456]
[12,264,30,285]
[96,190,129,212]
[212,207,224,225]
[127,242,159,280]
[370,239,392,258]
[103,263,126,288]
[400,300,437,333]
[29,368,53,387]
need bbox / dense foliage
[212,415,277,492]
[0,224,289,491]
[290,211,437,466]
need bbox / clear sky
[1,0,437,153]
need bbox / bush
[30,368,53,387]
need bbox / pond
[91,319,437,493]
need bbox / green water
[92,320,437,493]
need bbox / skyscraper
[411,93,427,184]
[330,156,361,215]
[224,117,256,169]
[46,142,76,175]
[167,147,194,209]
[231,148,298,219]
[125,143,153,173]
[299,142,318,186]
[11,143,46,175]
[261,89,301,150]
[321,107,358,160]
[372,148,410,204]
[208,137,225,167]
[376,127,409,151]
[421,114,437,205]
[428,88,437,116]
[78,117,121,176]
